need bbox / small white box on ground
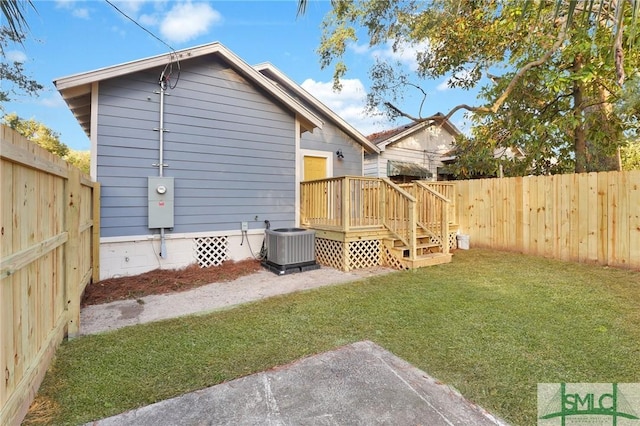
[456,234,470,250]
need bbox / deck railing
[348,177,383,228]
[380,179,416,255]
[419,182,457,225]
[414,181,450,255]
[301,176,419,259]
[300,177,344,229]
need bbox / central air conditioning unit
[263,228,320,275]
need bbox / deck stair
[300,176,456,271]
[383,228,452,269]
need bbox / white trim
[55,42,323,135]
[295,119,301,227]
[300,149,334,181]
[254,63,379,154]
[100,228,265,244]
[90,81,98,180]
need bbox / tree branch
[384,26,568,126]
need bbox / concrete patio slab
[87,341,507,426]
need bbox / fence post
[65,167,81,338]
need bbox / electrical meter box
[148,176,174,228]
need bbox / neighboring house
[440,146,527,178]
[364,117,461,182]
[55,42,378,279]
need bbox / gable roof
[367,115,461,151]
[254,63,379,154]
[54,42,323,138]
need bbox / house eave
[254,62,379,154]
[54,42,323,138]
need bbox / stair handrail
[381,178,417,259]
[418,181,457,225]
[415,181,450,255]
[415,181,451,203]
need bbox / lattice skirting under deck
[316,237,412,271]
[347,239,380,270]
[381,244,410,271]
[315,238,345,271]
[428,231,458,250]
[194,236,229,267]
[448,231,457,250]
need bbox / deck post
[342,177,350,232]
[379,181,386,225]
[409,198,417,261]
[441,197,450,255]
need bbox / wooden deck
[300,176,458,271]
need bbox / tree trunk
[573,56,587,173]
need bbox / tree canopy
[0,0,42,106]
[3,113,90,174]
[316,0,640,176]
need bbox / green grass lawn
[25,249,640,425]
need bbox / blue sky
[3,0,478,151]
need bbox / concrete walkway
[80,265,509,425]
[80,266,395,335]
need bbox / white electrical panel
[148,177,174,228]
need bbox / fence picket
[456,171,640,270]
[0,126,99,426]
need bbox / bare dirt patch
[81,259,262,307]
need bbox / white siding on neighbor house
[376,125,456,178]
[97,56,297,238]
[363,153,383,177]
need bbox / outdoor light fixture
[336,149,344,159]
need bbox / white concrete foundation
[99,230,267,280]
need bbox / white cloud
[436,79,449,91]
[112,1,147,16]
[301,78,389,136]
[6,50,27,63]
[39,95,66,108]
[369,39,431,72]
[72,7,89,19]
[55,0,89,18]
[160,2,222,44]
[436,69,474,92]
[349,42,371,55]
[139,13,158,27]
[111,25,126,38]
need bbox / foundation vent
[195,236,228,268]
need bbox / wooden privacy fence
[0,126,100,425]
[455,171,640,270]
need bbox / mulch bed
[81,259,262,306]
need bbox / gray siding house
[364,119,461,182]
[55,42,378,279]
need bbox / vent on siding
[265,228,316,266]
[195,236,228,268]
